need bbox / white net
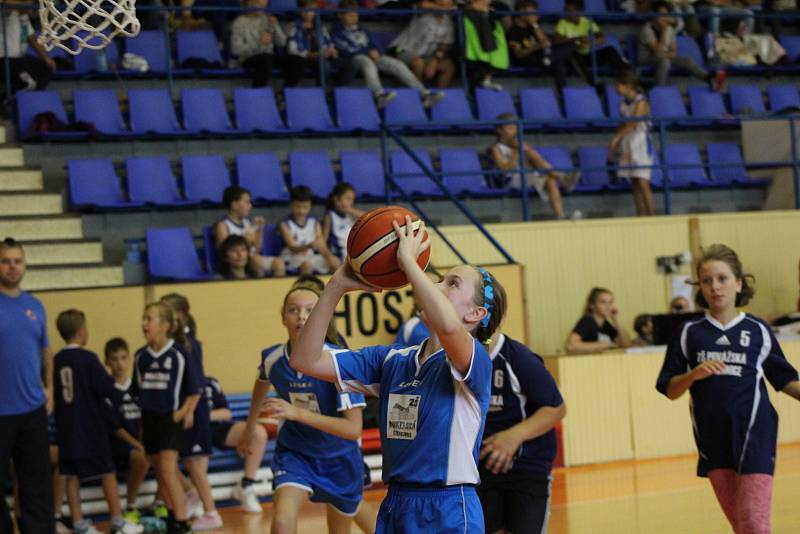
[38,0,141,54]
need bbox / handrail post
[515,117,530,221]
[315,10,326,95]
[380,126,391,205]
[455,10,469,93]
[658,119,671,215]
[791,117,800,209]
[162,9,174,95]
[2,3,11,103]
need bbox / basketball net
[38,0,141,54]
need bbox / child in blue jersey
[656,244,800,534]
[160,293,222,531]
[132,303,202,534]
[291,216,508,534]
[279,185,342,276]
[322,183,364,262]
[478,331,566,534]
[52,310,144,534]
[240,279,371,534]
[104,337,150,525]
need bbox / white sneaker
[55,518,72,534]
[233,482,262,513]
[191,511,223,531]
[185,489,203,519]
[74,520,101,534]
[480,77,503,91]
[110,519,145,534]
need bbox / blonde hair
[145,302,189,350]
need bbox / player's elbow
[343,426,362,441]
[555,402,567,421]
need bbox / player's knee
[272,259,286,277]
[253,425,268,446]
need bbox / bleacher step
[0,216,83,241]
[0,146,24,167]
[23,240,104,266]
[0,192,62,215]
[0,169,43,191]
[22,264,123,291]
[0,126,7,144]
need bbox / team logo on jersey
[289,392,321,414]
[164,358,172,370]
[387,394,420,440]
[715,335,731,346]
[25,309,37,321]
[149,361,160,370]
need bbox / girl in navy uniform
[656,244,800,534]
[477,331,566,534]
[291,216,508,534]
[240,280,371,534]
[566,287,631,354]
[322,183,364,262]
[132,303,202,534]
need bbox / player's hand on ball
[393,216,431,272]
[691,360,727,381]
[480,428,523,474]
[263,398,299,421]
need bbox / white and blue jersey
[330,338,492,486]
[280,216,319,257]
[656,312,798,477]
[326,209,354,261]
[394,317,430,348]
[132,339,202,414]
[483,334,563,475]
[108,379,141,440]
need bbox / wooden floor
[103,443,800,533]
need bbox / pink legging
[708,469,773,534]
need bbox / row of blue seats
[68,142,760,212]
[20,81,800,141]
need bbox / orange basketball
[257,412,279,440]
[346,206,431,289]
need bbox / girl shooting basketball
[656,244,800,534]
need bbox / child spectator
[565,287,632,353]
[554,0,627,80]
[507,0,575,90]
[389,0,456,89]
[463,0,509,90]
[231,0,287,88]
[215,186,286,277]
[610,68,656,216]
[488,112,580,220]
[205,376,269,513]
[52,310,144,534]
[285,0,338,88]
[322,183,364,262]
[332,0,444,108]
[632,313,654,346]
[670,295,691,313]
[0,4,54,94]
[104,337,150,526]
[279,185,341,275]
[218,235,261,280]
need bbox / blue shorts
[60,455,114,482]
[376,484,484,534]
[271,446,363,515]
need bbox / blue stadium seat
[262,223,284,257]
[125,31,170,73]
[176,30,224,69]
[16,90,77,138]
[127,157,196,206]
[145,227,211,280]
[648,85,689,122]
[129,89,184,135]
[72,37,121,74]
[538,0,565,15]
[233,88,288,133]
[181,88,236,134]
[577,146,612,192]
[236,152,289,203]
[584,0,608,15]
[563,87,608,127]
[440,149,490,195]
[68,158,141,209]
[475,88,516,123]
[289,151,337,197]
[706,143,750,185]
[285,88,340,132]
[519,87,563,127]
[676,35,706,69]
[201,226,218,273]
[537,146,576,177]
[605,84,624,120]
[687,87,729,125]
[339,151,386,199]
[182,155,231,203]
[728,85,766,115]
[664,143,707,187]
[779,35,800,63]
[767,84,800,113]
[334,88,380,132]
[384,89,428,126]
[73,89,132,136]
[389,150,443,197]
[430,89,474,126]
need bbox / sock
[111,515,125,527]
[241,477,258,488]
[74,519,92,534]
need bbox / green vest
[463,18,509,70]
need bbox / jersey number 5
[60,367,74,404]
[740,331,751,347]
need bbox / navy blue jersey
[131,339,201,413]
[259,343,366,459]
[186,333,210,428]
[483,334,564,475]
[393,317,429,347]
[107,379,141,439]
[656,313,799,476]
[331,338,492,486]
[54,347,122,461]
[205,376,228,413]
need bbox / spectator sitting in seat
[388,0,456,89]
[565,287,632,354]
[669,295,691,313]
[554,0,628,81]
[632,313,654,346]
[218,235,261,280]
[231,0,287,88]
[506,0,575,90]
[285,0,338,87]
[0,0,55,96]
[488,112,580,220]
[279,185,341,275]
[639,1,719,87]
[462,0,509,91]
[700,0,755,36]
[332,0,444,108]
[322,183,364,262]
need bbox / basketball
[257,412,279,440]
[346,206,431,289]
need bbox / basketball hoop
[38,0,141,54]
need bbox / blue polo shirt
[0,292,49,416]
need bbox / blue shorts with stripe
[271,446,363,515]
[376,484,484,534]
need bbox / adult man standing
[0,237,55,533]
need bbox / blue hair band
[477,267,494,328]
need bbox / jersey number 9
[60,367,74,404]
